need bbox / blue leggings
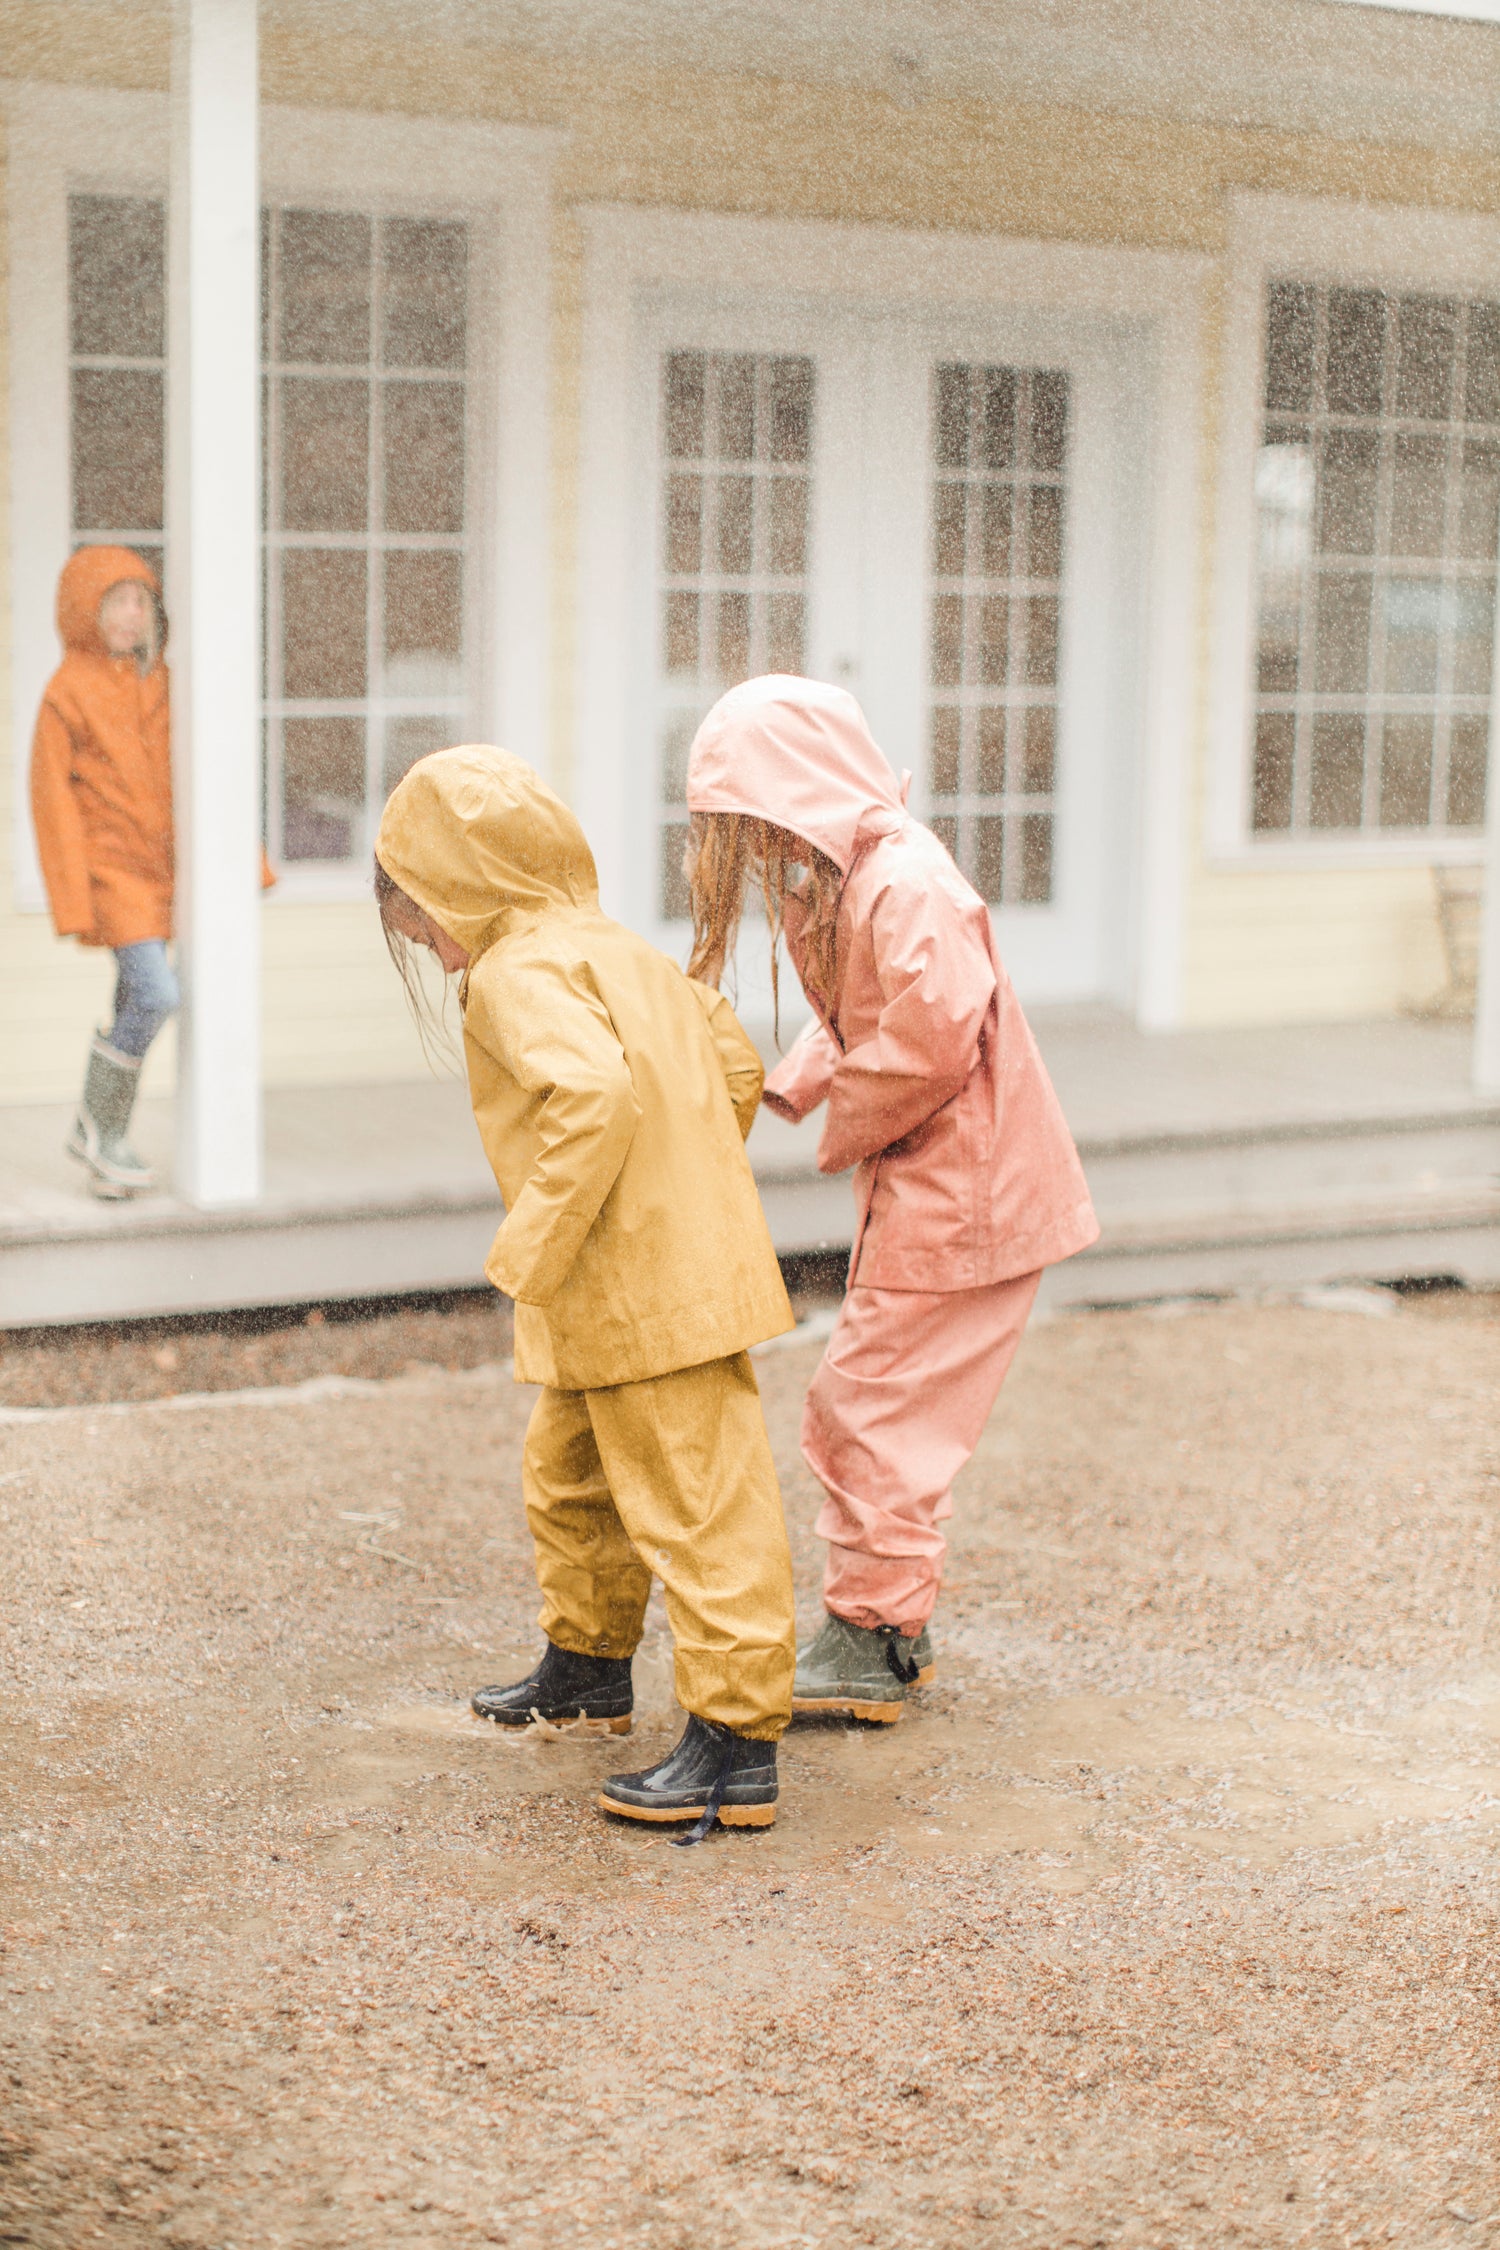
[108,940,180,1061]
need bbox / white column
[167,0,263,1204]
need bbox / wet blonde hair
[374,856,460,1069]
[685,813,844,1030]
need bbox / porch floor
[1,1010,1497,1327]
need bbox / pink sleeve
[762,1017,841,1122]
[816,882,995,1176]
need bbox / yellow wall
[1,6,1494,1096]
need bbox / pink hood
[686,675,909,874]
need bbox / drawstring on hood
[686,675,911,874]
[56,545,162,663]
[375,744,599,962]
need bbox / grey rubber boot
[65,1034,155,1199]
[910,1623,935,1685]
[791,1611,922,1723]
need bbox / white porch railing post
[167,0,263,1204]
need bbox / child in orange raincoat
[686,674,1099,1723]
[30,546,177,1197]
[30,544,270,1199]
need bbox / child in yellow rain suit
[374,745,797,1835]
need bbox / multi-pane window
[63,192,472,870]
[927,363,1067,906]
[69,193,166,585]
[1252,281,1499,836]
[655,350,813,918]
[263,207,469,863]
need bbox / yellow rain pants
[523,1350,795,1741]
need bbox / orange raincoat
[29,544,272,950]
[30,546,173,949]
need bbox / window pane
[716,475,753,573]
[1467,305,1500,423]
[1313,573,1372,693]
[1317,430,1377,555]
[278,210,371,364]
[766,357,813,464]
[280,377,369,532]
[1389,434,1446,557]
[1326,290,1385,417]
[930,706,960,796]
[1264,282,1315,413]
[1019,813,1053,902]
[665,474,703,575]
[69,194,164,360]
[383,381,464,534]
[282,717,366,861]
[1448,718,1489,824]
[1026,485,1064,579]
[665,354,706,459]
[1395,297,1456,420]
[765,477,809,575]
[1252,713,1295,831]
[280,550,368,699]
[1457,441,1500,561]
[1381,579,1440,695]
[382,219,467,371]
[72,368,164,531]
[383,550,463,694]
[1378,717,1433,826]
[974,815,1005,903]
[1309,714,1365,828]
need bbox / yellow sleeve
[468,953,643,1307]
[687,978,765,1142]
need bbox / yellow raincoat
[375,747,796,1736]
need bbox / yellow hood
[375,744,598,956]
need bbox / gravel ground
[1,1287,1498,2249]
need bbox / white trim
[1208,190,1500,868]
[4,79,558,912]
[574,203,1209,1026]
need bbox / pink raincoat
[686,676,1098,1293]
[687,676,1099,1635]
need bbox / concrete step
[3,1016,1498,1325]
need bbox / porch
[2,1009,1495,1328]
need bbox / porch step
[1,1016,1496,1327]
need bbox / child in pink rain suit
[686,674,1098,1722]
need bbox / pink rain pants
[801,1267,1042,1635]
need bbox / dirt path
[2,1290,1498,2249]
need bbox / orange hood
[56,545,161,661]
[685,674,909,875]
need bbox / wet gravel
[1,1287,1497,2248]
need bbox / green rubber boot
[65,1034,155,1199]
[910,1623,935,1685]
[791,1612,922,1723]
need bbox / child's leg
[523,1385,653,1659]
[586,1352,795,1740]
[802,1270,1042,1634]
[109,940,180,1060]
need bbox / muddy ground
[1,1287,1498,2250]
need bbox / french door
[630,295,1143,1011]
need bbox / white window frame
[4,80,556,909]
[575,205,1209,1030]
[1209,190,1500,868]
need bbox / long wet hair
[685,812,844,1032]
[374,856,460,1068]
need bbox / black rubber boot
[470,1640,633,1732]
[598,1713,778,1838]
